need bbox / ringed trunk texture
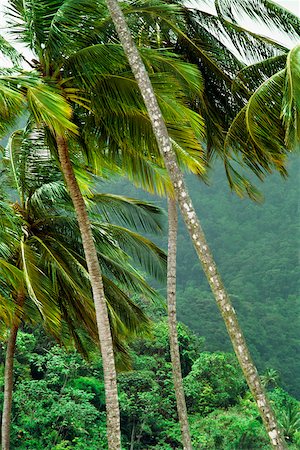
[1,291,25,450]
[105,2,286,448]
[167,197,192,450]
[56,136,121,450]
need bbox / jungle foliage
[0,321,298,449]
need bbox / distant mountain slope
[102,155,300,398]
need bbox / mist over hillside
[103,155,300,398]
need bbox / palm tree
[103,0,299,447]
[166,197,192,449]
[0,127,167,449]
[0,1,206,447]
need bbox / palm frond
[0,290,17,328]
[104,275,151,338]
[214,0,288,61]
[0,200,20,255]
[30,180,69,214]
[0,34,22,66]
[114,151,171,196]
[245,70,287,160]
[20,239,61,328]
[216,0,300,42]
[0,259,23,290]
[0,78,25,138]
[282,45,300,149]
[0,73,78,135]
[95,247,162,303]
[98,223,167,281]
[6,126,64,204]
[46,0,110,62]
[6,0,63,53]
[233,54,287,94]
[223,54,300,195]
[30,235,89,300]
[6,130,24,198]
[90,193,165,233]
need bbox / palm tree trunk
[104,2,286,448]
[1,292,25,450]
[56,136,121,450]
[1,325,18,450]
[167,197,192,450]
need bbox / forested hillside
[104,155,300,398]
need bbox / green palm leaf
[245,70,286,157]
[20,240,62,327]
[0,35,22,66]
[90,193,165,233]
[99,223,166,281]
[282,45,300,148]
[233,54,287,94]
[0,74,78,135]
[216,0,300,40]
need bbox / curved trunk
[104,2,286,448]
[167,197,192,450]
[1,292,25,450]
[56,136,121,450]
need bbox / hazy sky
[277,0,299,14]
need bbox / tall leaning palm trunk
[167,197,192,450]
[56,136,121,450]
[105,2,286,448]
[1,291,25,450]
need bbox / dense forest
[0,321,299,449]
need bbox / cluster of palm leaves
[0,124,169,447]
[0,125,169,358]
[0,0,299,449]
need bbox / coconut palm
[224,46,300,162]
[103,0,300,447]
[0,1,207,446]
[0,126,167,449]
[184,1,299,185]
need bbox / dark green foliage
[188,408,271,449]
[0,331,107,449]
[102,155,300,398]
[184,352,246,415]
[2,322,299,449]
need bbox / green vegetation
[0,0,299,448]
[1,322,299,449]
[105,155,300,399]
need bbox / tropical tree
[0,127,167,449]
[114,3,300,447]
[166,197,192,449]
[0,1,207,447]
[103,0,300,448]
